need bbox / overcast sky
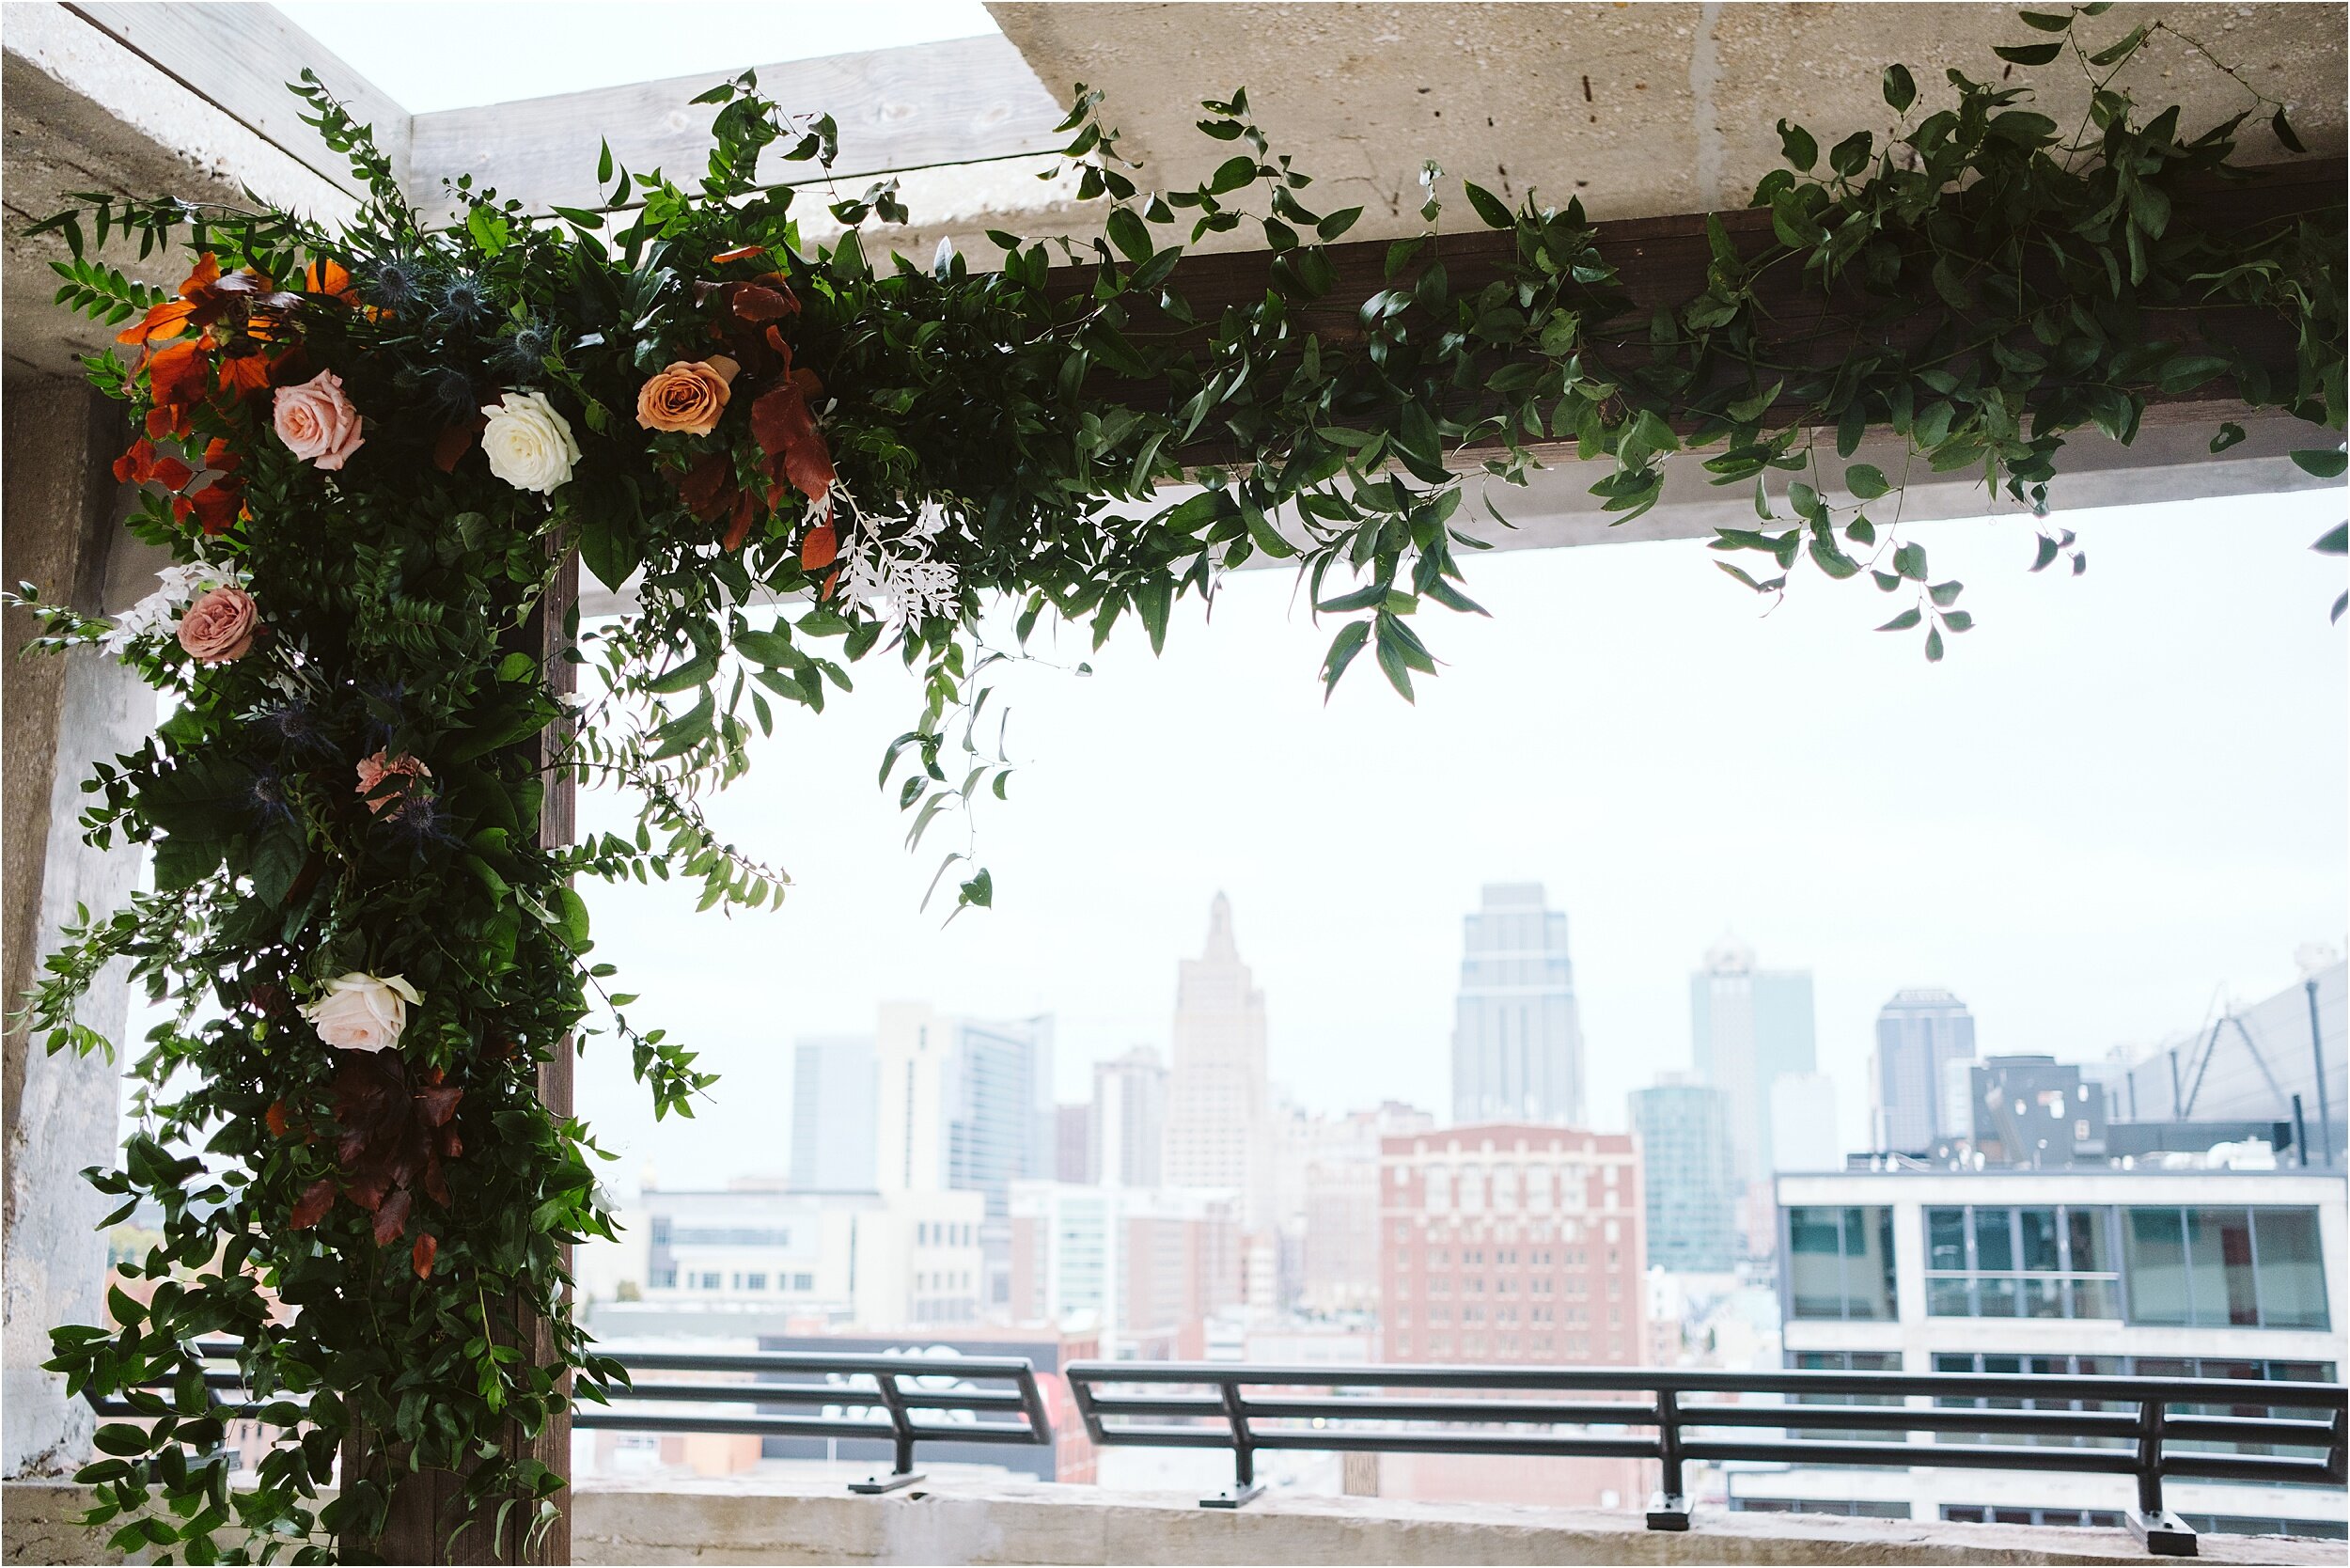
[276,2,1001,112]
[558,491,2346,1198]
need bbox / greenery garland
[9,7,2341,1560]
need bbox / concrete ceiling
[988,2,2344,241]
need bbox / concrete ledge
[8,1478,2341,1566]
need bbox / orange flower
[634,356,738,435]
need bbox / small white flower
[479,390,580,494]
[302,972,421,1053]
[99,562,230,657]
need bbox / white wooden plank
[408,34,1067,216]
[64,1,413,195]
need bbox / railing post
[1645,1386,1692,1531]
[847,1371,926,1496]
[1201,1377,1264,1509]
[2126,1391,2196,1558]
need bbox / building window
[1923,1205,2120,1320]
[2122,1207,2330,1330]
[1786,1206,1897,1321]
[791,1272,814,1291]
[697,1271,722,1290]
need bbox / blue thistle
[259,701,336,760]
[385,790,462,855]
[245,766,298,829]
[492,320,556,383]
[358,258,426,312]
[431,274,493,331]
[426,367,478,420]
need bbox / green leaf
[2018,9,2074,28]
[1462,181,1513,229]
[1844,463,1890,500]
[2312,523,2348,557]
[1994,41,2063,65]
[1209,155,1257,195]
[2209,422,2247,455]
[2088,24,2147,66]
[1893,541,1929,581]
[1776,118,1818,171]
[1882,63,1917,113]
[1877,607,1922,632]
[2272,107,2306,155]
[2290,448,2347,478]
[1105,207,1152,264]
[1319,620,1370,698]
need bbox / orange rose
[634,356,738,436]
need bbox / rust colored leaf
[147,454,195,492]
[728,283,795,324]
[217,353,274,399]
[148,341,212,410]
[423,1152,451,1207]
[191,483,241,536]
[265,1102,291,1138]
[416,1083,462,1128]
[117,299,196,347]
[432,415,484,474]
[750,384,837,509]
[710,245,767,265]
[290,1179,336,1230]
[722,491,755,552]
[111,438,157,485]
[372,1187,412,1247]
[411,1232,437,1279]
[677,452,735,521]
[203,437,243,476]
[800,523,838,571]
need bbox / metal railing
[90,1349,2349,1556]
[1063,1360,2349,1558]
[91,1341,1055,1496]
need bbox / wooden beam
[1047,158,2344,461]
[408,35,1067,218]
[61,2,412,196]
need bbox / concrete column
[2,380,154,1477]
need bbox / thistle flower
[425,367,478,420]
[492,321,556,382]
[245,765,298,829]
[260,700,334,759]
[358,257,426,313]
[385,789,462,855]
[431,275,493,331]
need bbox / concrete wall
[1,382,156,1477]
[7,1478,2344,1567]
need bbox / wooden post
[362,548,578,1565]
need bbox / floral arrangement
[10,8,2342,1560]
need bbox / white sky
[274,3,1001,112]
[569,491,2348,1198]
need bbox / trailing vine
[8,7,2341,1560]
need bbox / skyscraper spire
[1203,890,1236,961]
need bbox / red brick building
[1380,1122,1647,1365]
[1374,1123,1653,1508]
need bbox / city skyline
[566,497,2344,1199]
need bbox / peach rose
[354,749,431,815]
[176,585,258,663]
[634,356,738,436]
[273,368,366,470]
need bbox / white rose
[478,391,580,494]
[302,972,421,1053]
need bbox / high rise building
[1872,987,1979,1152]
[1690,934,1816,1190]
[1375,1122,1652,1512]
[1163,893,1273,1226]
[1296,1101,1436,1311]
[873,1003,1055,1310]
[1006,1180,1244,1356]
[1089,1046,1167,1188]
[788,1034,876,1192]
[1055,1103,1095,1184]
[1629,1077,1736,1274]
[1450,883,1587,1125]
[1762,1161,2343,1535]
[1380,1123,1647,1365]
